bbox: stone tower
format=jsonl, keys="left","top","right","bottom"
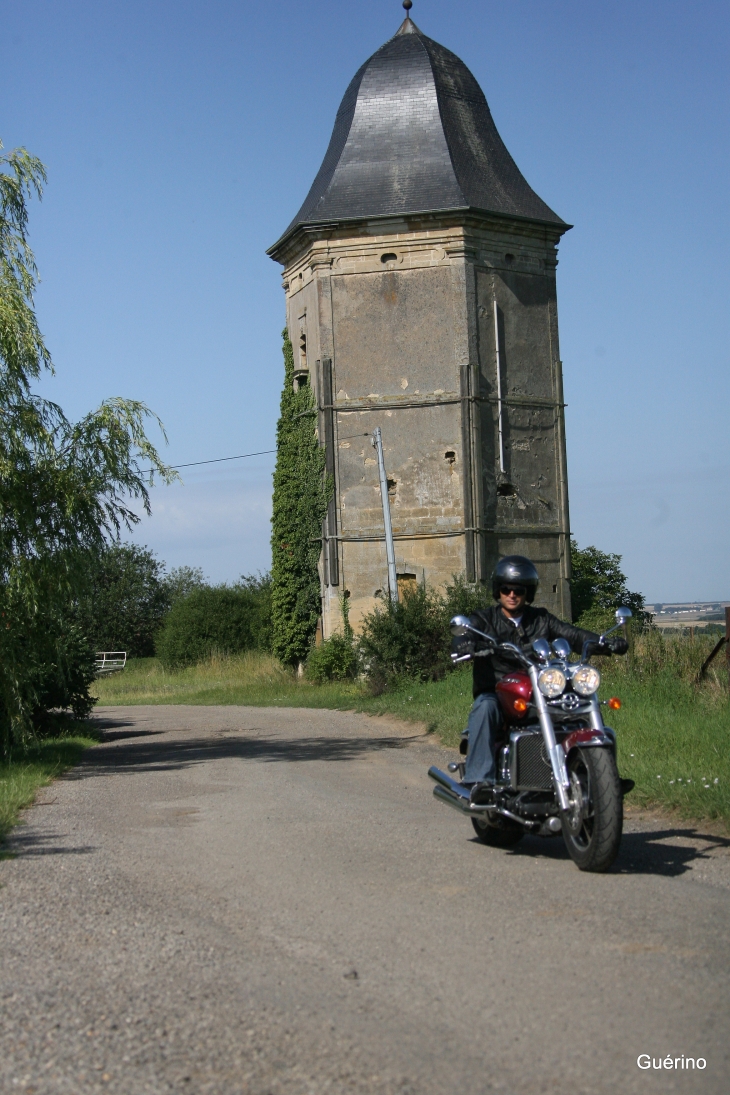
{"left": 267, "top": 7, "right": 572, "bottom": 637}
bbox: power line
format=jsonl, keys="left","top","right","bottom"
{"left": 146, "top": 434, "right": 373, "bottom": 477}
{"left": 162, "top": 435, "right": 371, "bottom": 471}
{"left": 168, "top": 449, "right": 276, "bottom": 470}
{"left": 143, "top": 448, "right": 276, "bottom": 478}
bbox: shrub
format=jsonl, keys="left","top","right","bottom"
{"left": 74, "top": 543, "right": 170, "bottom": 658}
{"left": 357, "top": 574, "right": 494, "bottom": 692}
{"left": 306, "top": 634, "right": 358, "bottom": 683}
{"left": 156, "top": 582, "right": 270, "bottom": 670}
{"left": 239, "top": 572, "right": 273, "bottom": 654}
{"left": 305, "top": 594, "right": 357, "bottom": 683}
{"left": 29, "top": 622, "right": 97, "bottom": 730}
{"left": 570, "top": 539, "right": 650, "bottom": 629}
{"left": 163, "top": 565, "right": 207, "bottom": 606}
{"left": 359, "top": 583, "right": 451, "bottom": 689}
{"left": 442, "top": 572, "right": 493, "bottom": 619}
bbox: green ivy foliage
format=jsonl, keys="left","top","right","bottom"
{"left": 270, "top": 330, "right": 329, "bottom": 666}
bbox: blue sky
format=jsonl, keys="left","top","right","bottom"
{"left": 2, "top": 0, "right": 728, "bottom": 602}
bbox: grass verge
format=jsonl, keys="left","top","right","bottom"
{"left": 95, "top": 653, "right": 473, "bottom": 736}
{"left": 3, "top": 634, "right": 725, "bottom": 847}
{"left": 96, "top": 644, "right": 730, "bottom": 827}
{"left": 0, "top": 730, "right": 98, "bottom": 849}
{"left": 98, "top": 643, "right": 730, "bottom": 823}
{"left": 597, "top": 670, "right": 729, "bottom": 825}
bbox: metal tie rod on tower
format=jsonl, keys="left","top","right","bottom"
{"left": 371, "top": 427, "right": 399, "bottom": 603}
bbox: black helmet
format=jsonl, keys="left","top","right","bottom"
{"left": 491, "top": 555, "right": 539, "bottom": 603}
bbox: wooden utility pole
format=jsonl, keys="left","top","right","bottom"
{"left": 696, "top": 605, "right": 730, "bottom": 685}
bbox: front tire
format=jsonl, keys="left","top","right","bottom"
{"left": 562, "top": 747, "right": 622, "bottom": 872}
{"left": 471, "top": 815, "right": 524, "bottom": 848}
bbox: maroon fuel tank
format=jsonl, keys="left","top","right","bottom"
{"left": 496, "top": 672, "right": 533, "bottom": 722}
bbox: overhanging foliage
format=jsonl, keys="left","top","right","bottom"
{"left": 0, "top": 140, "right": 175, "bottom": 753}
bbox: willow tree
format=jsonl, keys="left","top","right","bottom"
{"left": 270, "top": 330, "right": 329, "bottom": 666}
{"left": 0, "top": 142, "right": 175, "bottom": 751}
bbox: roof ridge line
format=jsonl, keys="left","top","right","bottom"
{"left": 417, "top": 32, "right": 468, "bottom": 210}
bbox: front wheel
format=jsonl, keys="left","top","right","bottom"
{"left": 471, "top": 815, "right": 524, "bottom": 848}
{"left": 561, "top": 747, "right": 622, "bottom": 872}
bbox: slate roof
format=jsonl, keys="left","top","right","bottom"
{"left": 269, "top": 15, "right": 565, "bottom": 256}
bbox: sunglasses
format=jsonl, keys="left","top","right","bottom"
{"left": 500, "top": 585, "right": 526, "bottom": 597}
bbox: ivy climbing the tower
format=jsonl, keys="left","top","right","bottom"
{"left": 270, "top": 329, "right": 330, "bottom": 666}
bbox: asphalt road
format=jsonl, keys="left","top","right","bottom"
{"left": 1, "top": 705, "right": 729, "bottom": 1095}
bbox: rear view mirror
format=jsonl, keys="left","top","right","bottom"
{"left": 615, "top": 607, "right": 632, "bottom": 625}
{"left": 450, "top": 615, "right": 473, "bottom": 637}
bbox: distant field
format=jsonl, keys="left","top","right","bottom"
{"left": 649, "top": 600, "right": 729, "bottom": 632}
{"left": 95, "top": 638, "right": 730, "bottom": 827}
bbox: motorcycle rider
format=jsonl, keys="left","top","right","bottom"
{"left": 458, "top": 555, "right": 628, "bottom": 799}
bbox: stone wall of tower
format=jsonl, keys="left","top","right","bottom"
{"left": 470, "top": 219, "right": 572, "bottom": 621}
{"left": 277, "top": 213, "right": 571, "bottom": 638}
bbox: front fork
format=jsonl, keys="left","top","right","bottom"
{"left": 588, "top": 695, "right": 605, "bottom": 732}
{"left": 528, "top": 665, "right": 572, "bottom": 813}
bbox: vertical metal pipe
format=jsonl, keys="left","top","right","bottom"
{"left": 553, "top": 355, "right": 572, "bottom": 620}
{"left": 493, "top": 299, "right": 506, "bottom": 475}
{"left": 320, "top": 358, "right": 339, "bottom": 585}
{"left": 459, "top": 363, "right": 475, "bottom": 583}
{"left": 372, "top": 427, "right": 398, "bottom": 603}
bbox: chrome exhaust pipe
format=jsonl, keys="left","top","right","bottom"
{"left": 428, "top": 766, "right": 471, "bottom": 800}
{"left": 432, "top": 787, "right": 537, "bottom": 828}
{"left": 433, "top": 783, "right": 473, "bottom": 816}
{"left": 500, "top": 808, "right": 539, "bottom": 829}
{"left": 429, "top": 767, "right": 473, "bottom": 816}
{"left": 429, "top": 767, "right": 539, "bottom": 829}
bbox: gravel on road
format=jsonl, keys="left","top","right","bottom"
{"left": 1, "top": 705, "right": 729, "bottom": 1095}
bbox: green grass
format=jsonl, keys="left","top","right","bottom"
{"left": 96, "top": 640, "right": 730, "bottom": 826}
{"left": 94, "top": 652, "right": 473, "bottom": 738}
{"left": 0, "top": 730, "right": 98, "bottom": 848}
{"left": 597, "top": 650, "right": 729, "bottom": 824}
{"left": 3, "top": 636, "right": 725, "bottom": 848}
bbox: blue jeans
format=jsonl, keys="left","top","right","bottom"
{"left": 464, "top": 692, "right": 503, "bottom": 784}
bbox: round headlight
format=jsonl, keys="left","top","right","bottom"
{"left": 537, "top": 667, "right": 566, "bottom": 698}
{"left": 572, "top": 666, "right": 601, "bottom": 696}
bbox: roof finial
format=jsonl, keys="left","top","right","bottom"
{"left": 397, "top": 0, "right": 417, "bottom": 35}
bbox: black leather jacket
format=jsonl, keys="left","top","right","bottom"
{"left": 461, "top": 605, "right": 601, "bottom": 698}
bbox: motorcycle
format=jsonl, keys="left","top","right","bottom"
{"left": 427, "top": 607, "right": 633, "bottom": 872}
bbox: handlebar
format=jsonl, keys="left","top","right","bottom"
{"left": 451, "top": 624, "right": 533, "bottom": 669}
{"left": 452, "top": 620, "right": 627, "bottom": 669}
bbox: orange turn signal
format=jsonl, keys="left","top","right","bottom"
{"left": 608, "top": 697, "right": 622, "bottom": 710}
{"left": 514, "top": 699, "right": 528, "bottom": 713}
